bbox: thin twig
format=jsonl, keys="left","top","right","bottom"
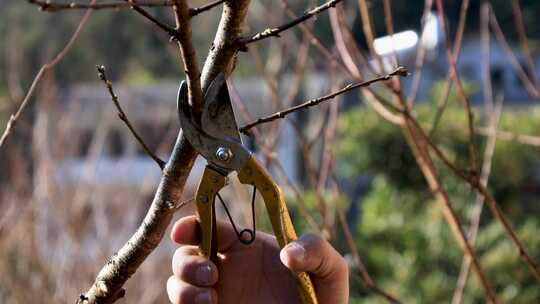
{"left": 358, "top": 0, "right": 384, "bottom": 70}
{"left": 227, "top": 81, "right": 320, "bottom": 232}
{"left": 452, "top": 96, "right": 503, "bottom": 304}
{"left": 382, "top": 0, "right": 402, "bottom": 91}
{"left": 325, "top": 3, "right": 404, "bottom": 124}
{"left": 405, "top": 105, "right": 540, "bottom": 285}
{"left": 347, "top": 4, "right": 497, "bottom": 298}
{"left": 329, "top": 168, "right": 401, "bottom": 303}
{"left": 240, "top": 67, "right": 408, "bottom": 133}
{"left": 512, "top": 0, "right": 539, "bottom": 88}
{"left": 78, "top": 1, "right": 251, "bottom": 302}
{"left": 239, "top": 0, "right": 343, "bottom": 45}
{"left": 475, "top": 126, "right": 540, "bottom": 147}
{"left": 480, "top": 1, "right": 494, "bottom": 114}
{"left": 429, "top": 0, "right": 470, "bottom": 136}
{"left": 189, "top": 0, "right": 225, "bottom": 16}
{"left": 126, "top": 2, "right": 180, "bottom": 40}
{"left": 356, "top": 0, "right": 409, "bottom": 114}
{"left": 0, "top": 0, "right": 96, "bottom": 149}
{"left": 28, "top": 0, "right": 223, "bottom": 17}
{"left": 96, "top": 65, "right": 166, "bottom": 170}
{"left": 435, "top": 0, "right": 478, "bottom": 176}
{"left": 406, "top": 0, "right": 434, "bottom": 107}
{"left": 400, "top": 115, "right": 500, "bottom": 303}
{"left": 243, "top": 20, "right": 327, "bottom": 221}
{"left": 489, "top": 4, "right": 540, "bottom": 99}
{"left": 27, "top": 0, "right": 173, "bottom": 11}
{"left": 121, "top": 0, "right": 224, "bottom": 42}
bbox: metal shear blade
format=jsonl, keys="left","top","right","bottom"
{"left": 200, "top": 74, "right": 243, "bottom": 145}
{"left": 177, "top": 75, "right": 250, "bottom": 172}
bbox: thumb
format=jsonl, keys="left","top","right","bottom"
{"left": 280, "top": 234, "right": 349, "bottom": 304}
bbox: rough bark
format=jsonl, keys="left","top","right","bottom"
{"left": 77, "top": 1, "right": 251, "bottom": 303}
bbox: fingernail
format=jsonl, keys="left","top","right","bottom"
{"left": 196, "top": 264, "right": 212, "bottom": 285}
{"left": 286, "top": 242, "right": 306, "bottom": 263}
{"left": 195, "top": 290, "right": 212, "bottom": 304}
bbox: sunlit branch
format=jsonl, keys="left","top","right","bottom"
{"left": 27, "top": 0, "right": 172, "bottom": 11}
{"left": 435, "top": 0, "right": 478, "bottom": 175}
{"left": 238, "top": 0, "right": 343, "bottom": 46}
{"left": 27, "top": 0, "right": 224, "bottom": 17}
{"left": 240, "top": 67, "right": 408, "bottom": 134}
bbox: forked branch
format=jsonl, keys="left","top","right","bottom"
{"left": 77, "top": 0, "right": 251, "bottom": 303}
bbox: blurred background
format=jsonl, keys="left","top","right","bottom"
{"left": 1, "top": 0, "right": 540, "bottom": 303}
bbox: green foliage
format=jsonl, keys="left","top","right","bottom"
{"left": 330, "top": 103, "right": 540, "bottom": 302}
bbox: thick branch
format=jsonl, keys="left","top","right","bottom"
{"left": 96, "top": 65, "right": 166, "bottom": 170}
{"left": 240, "top": 66, "right": 408, "bottom": 133}
{"left": 239, "top": 0, "right": 342, "bottom": 45}
{"left": 77, "top": 0, "right": 251, "bottom": 303}
{"left": 200, "top": 0, "right": 251, "bottom": 85}
{"left": 435, "top": 0, "right": 478, "bottom": 175}
{"left": 172, "top": 0, "right": 204, "bottom": 116}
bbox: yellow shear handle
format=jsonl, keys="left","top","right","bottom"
{"left": 194, "top": 166, "right": 226, "bottom": 264}
{"left": 237, "top": 155, "right": 319, "bottom": 304}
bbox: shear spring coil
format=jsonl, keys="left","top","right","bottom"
{"left": 216, "top": 185, "right": 257, "bottom": 245}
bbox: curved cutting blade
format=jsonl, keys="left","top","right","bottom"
{"left": 201, "top": 74, "right": 243, "bottom": 144}
{"left": 177, "top": 79, "right": 250, "bottom": 172}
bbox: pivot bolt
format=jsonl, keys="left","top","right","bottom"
{"left": 216, "top": 147, "right": 233, "bottom": 162}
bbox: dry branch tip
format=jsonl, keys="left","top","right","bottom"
{"left": 96, "top": 64, "right": 167, "bottom": 170}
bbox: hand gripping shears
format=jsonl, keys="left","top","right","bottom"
{"left": 177, "top": 74, "right": 318, "bottom": 304}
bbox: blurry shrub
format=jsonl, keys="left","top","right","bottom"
{"left": 329, "top": 102, "right": 540, "bottom": 303}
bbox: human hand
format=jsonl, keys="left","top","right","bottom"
{"left": 166, "top": 215, "right": 349, "bottom": 304}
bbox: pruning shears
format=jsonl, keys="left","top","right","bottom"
{"left": 177, "top": 74, "right": 318, "bottom": 304}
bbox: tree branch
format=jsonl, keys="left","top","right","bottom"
{"left": 452, "top": 96, "right": 503, "bottom": 304}
{"left": 404, "top": 103, "right": 540, "bottom": 286}
{"left": 400, "top": 116, "right": 499, "bottom": 303}
{"left": 27, "top": 0, "right": 173, "bottom": 11}
{"left": 96, "top": 65, "right": 166, "bottom": 170}
{"left": 172, "top": 0, "right": 204, "bottom": 117}
{"left": 124, "top": 1, "right": 179, "bottom": 40}
{"left": 435, "top": 0, "right": 479, "bottom": 177}
{"left": 189, "top": 0, "right": 225, "bottom": 16}
{"left": 77, "top": 0, "right": 251, "bottom": 303}
{"left": 238, "top": 0, "right": 343, "bottom": 46}
{"left": 240, "top": 66, "right": 408, "bottom": 134}
{"left": 27, "top": 0, "right": 223, "bottom": 16}
{"left": 0, "top": 0, "right": 95, "bottom": 149}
